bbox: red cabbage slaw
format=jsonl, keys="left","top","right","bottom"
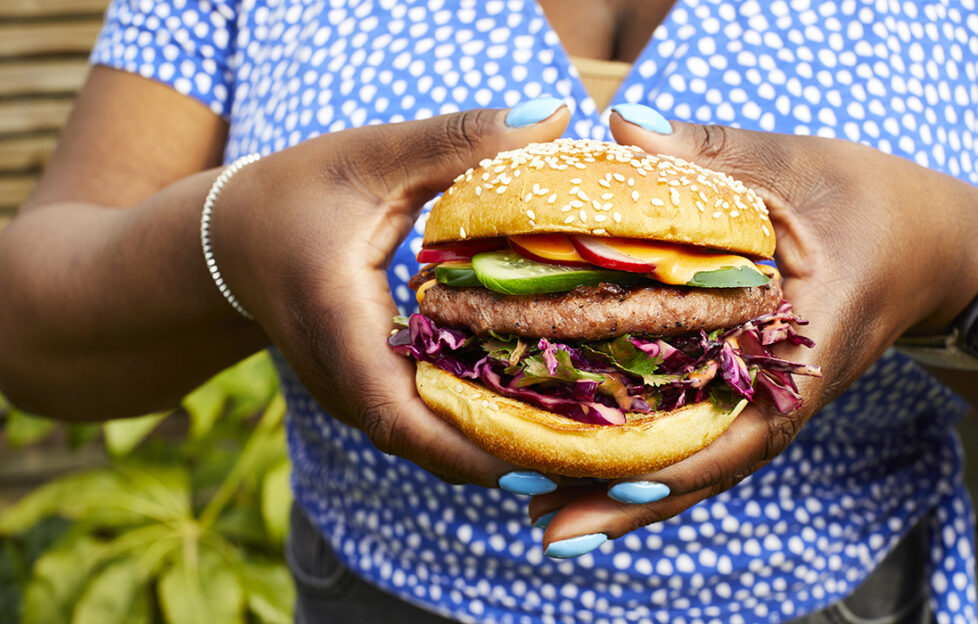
{"left": 389, "top": 302, "right": 821, "bottom": 425}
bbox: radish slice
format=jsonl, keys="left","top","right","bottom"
{"left": 416, "top": 239, "right": 505, "bottom": 263}
{"left": 509, "top": 234, "right": 591, "bottom": 267}
{"left": 571, "top": 235, "right": 657, "bottom": 273}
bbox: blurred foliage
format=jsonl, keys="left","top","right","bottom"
{"left": 0, "top": 351, "right": 294, "bottom": 624}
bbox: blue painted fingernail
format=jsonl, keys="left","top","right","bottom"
{"left": 505, "top": 97, "right": 566, "bottom": 127}
{"left": 607, "top": 481, "right": 671, "bottom": 504}
{"left": 498, "top": 471, "right": 557, "bottom": 495}
{"left": 545, "top": 533, "right": 608, "bottom": 559}
{"left": 611, "top": 103, "right": 673, "bottom": 134}
{"left": 534, "top": 510, "right": 558, "bottom": 529}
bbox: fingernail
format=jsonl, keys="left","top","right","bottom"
{"left": 498, "top": 471, "right": 557, "bottom": 495}
{"left": 607, "top": 481, "right": 671, "bottom": 504}
{"left": 611, "top": 103, "right": 673, "bottom": 134}
{"left": 545, "top": 533, "right": 608, "bottom": 559}
{"left": 505, "top": 97, "right": 566, "bottom": 127}
{"left": 533, "top": 510, "right": 558, "bottom": 529}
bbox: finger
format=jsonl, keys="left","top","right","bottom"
{"left": 608, "top": 104, "right": 819, "bottom": 279}
{"left": 335, "top": 98, "right": 571, "bottom": 205}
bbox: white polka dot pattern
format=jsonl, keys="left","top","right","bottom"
{"left": 92, "top": 1, "right": 978, "bottom": 622}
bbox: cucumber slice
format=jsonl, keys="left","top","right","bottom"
{"left": 686, "top": 265, "right": 770, "bottom": 288}
{"left": 434, "top": 263, "right": 481, "bottom": 288}
{"left": 472, "top": 250, "right": 641, "bottom": 295}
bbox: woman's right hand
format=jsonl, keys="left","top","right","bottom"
{"left": 210, "top": 100, "right": 571, "bottom": 487}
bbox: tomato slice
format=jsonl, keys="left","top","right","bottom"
{"left": 508, "top": 234, "right": 591, "bottom": 267}
{"left": 572, "top": 235, "right": 764, "bottom": 286}
{"left": 416, "top": 239, "right": 505, "bottom": 263}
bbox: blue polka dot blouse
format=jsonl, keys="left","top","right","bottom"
{"left": 92, "top": 1, "right": 978, "bottom": 622}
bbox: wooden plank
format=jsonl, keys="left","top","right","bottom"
{"left": 0, "top": 175, "right": 38, "bottom": 211}
{"left": 0, "top": 98, "right": 74, "bottom": 135}
{"left": 0, "top": 59, "right": 90, "bottom": 98}
{"left": 0, "top": 0, "right": 107, "bottom": 18}
{"left": 0, "top": 134, "right": 57, "bottom": 173}
{"left": 0, "top": 19, "right": 103, "bottom": 58}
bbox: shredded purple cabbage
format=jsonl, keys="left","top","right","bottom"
{"left": 389, "top": 301, "right": 821, "bottom": 426}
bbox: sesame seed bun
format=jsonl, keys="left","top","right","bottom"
{"left": 425, "top": 138, "right": 775, "bottom": 258}
{"left": 416, "top": 361, "right": 747, "bottom": 479}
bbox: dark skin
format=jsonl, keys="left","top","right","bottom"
{"left": 0, "top": 3, "right": 976, "bottom": 550}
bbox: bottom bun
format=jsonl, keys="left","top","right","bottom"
{"left": 416, "top": 361, "right": 747, "bottom": 479}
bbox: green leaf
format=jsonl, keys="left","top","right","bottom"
{"left": 0, "top": 464, "right": 191, "bottom": 536}
{"left": 0, "top": 472, "right": 135, "bottom": 535}
{"left": 5, "top": 408, "right": 56, "bottom": 448}
{"left": 182, "top": 380, "right": 227, "bottom": 441}
{"left": 72, "top": 558, "right": 151, "bottom": 624}
{"left": 105, "top": 524, "right": 181, "bottom": 578}
{"left": 22, "top": 531, "right": 110, "bottom": 624}
{"left": 260, "top": 460, "right": 292, "bottom": 544}
{"left": 239, "top": 559, "right": 296, "bottom": 624}
{"left": 587, "top": 336, "right": 680, "bottom": 387}
{"left": 103, "top": 412, "right": 170, "bottom": 457}
{"left": 158, "top": 547, "right": 244, "bottom": 624}
{"left": 66, "top": 423, "right": 100, "bottom": 449}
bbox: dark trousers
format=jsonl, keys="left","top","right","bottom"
{"left": 287, "top": 504, "right": 932, "bottom": 624}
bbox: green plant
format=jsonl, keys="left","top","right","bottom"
{"left": 0, "top": 351, "right": 294, "bottom": 624}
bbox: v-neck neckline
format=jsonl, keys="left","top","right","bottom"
{"left": 527, "top": 0, "right": 684, "bottom": 118}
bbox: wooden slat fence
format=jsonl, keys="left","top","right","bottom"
{"left": 0, "top": 1, "right": 105, "bottom": 218}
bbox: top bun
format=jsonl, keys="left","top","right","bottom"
{"left": 425, "top": 138, "right": 775, "bottom": 258}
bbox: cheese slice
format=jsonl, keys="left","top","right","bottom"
{"left": 598, "top": 238, "right": 761, "bottom": 286}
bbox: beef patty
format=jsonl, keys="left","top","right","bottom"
{"left": 419, "top": 277, "right": 783, "bottom": 340}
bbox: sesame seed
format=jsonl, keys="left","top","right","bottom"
{"left": 474, "top": 186, "right": 482, "bottom": 197}
{"left": 460, "top": 226, "right": 466, "bottom": 238}
{"left": 613, "top": 173, "right": 625, "bottom": 182}
{"left": 696, "top": 201, "right": 705, "bottom": 212}
{"left": 627, "top": 177, "right": 635, "bottom": 187}
{"left": 730, "top": 210, "right": 740, "bottom": 218}
{"left": 579, "top": 210, "right": 588, "bottom": 222}
{"left": 570, "top": 186, "right": 580, "bottom": 195}
{"left": 496, "top": 185, "right": 508, "bottom": 194}
{"left": 603, "top": 202, "right": 613, "bottom": 211}
{"left": 762, "top": 225, "right": 770, "bottom": 236}
{"left": 631, "top": 190, "right": 640, "bottom": 202}
{"left": 613, "top": 212, "right": 622, "bottom": 222}
{"left": 561, "top": 204, "right": 573, "bottom": 212}
{"left": 570, "top": 178, "right": 582, "bottom": 185}
{"left": 547, "top": 193, "right": 557, "bottom": 204}
{"left": 524, "top": 193, "right": 533, "bottom": 202}
{"left": 594, "top": 214, "right": 607, "bottom": 222}
{"left": 712, "top": 211, "right": 723, "bottom": 218}
{"left": 527, "top": 210, "right": 536, "bottom": 220}
{"left": 592, "top": 199, "right": 602, "bottom": 211}
{"left": 570, "top": 199, "right": 584, "bottom": 208}
{"left": 593, "top": 228, "right": 607, "bottom": 234}
{"left": 601, "top": 193, "right": 614, "bottom": 200}
{"left": 651, "top": 197, "right": 665, "bottom": 207}
{"left": 670, "top": 189, "right": 681, "bottom": 207}
{"left": 598, "top": 179, "right": 611, "bottom": 188}
{"left": 578, "top": 190, "right": 589, "bottom": 202}
{"left": 564, "top": 214, "right": 575, "bottom": 224}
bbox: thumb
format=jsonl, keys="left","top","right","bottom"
{"left": 608, "top": 104, "right": 815, "bottom": 277}
{"left": 345, "top": 98, "right": 571, "bottom": 205}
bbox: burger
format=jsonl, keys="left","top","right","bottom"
{"left": 388, "top": 139, "right": 820, "bottom": 479}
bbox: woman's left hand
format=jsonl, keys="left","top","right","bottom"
{"left": 528, "top": 105, "right": 978, "bottom": 558}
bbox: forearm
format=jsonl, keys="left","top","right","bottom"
{"left": 0, "top": 170, "right": 268, "bottom": 420}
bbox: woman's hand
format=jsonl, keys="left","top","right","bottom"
{"left": 528, "top": 105, "right": 978, "bottom": 558}
{"left": 211, "top": 100, "right": 572, "bottom": 487}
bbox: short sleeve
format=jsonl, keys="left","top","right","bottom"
{"left": 89, "top": 0, "right": 237, "bottom": 117}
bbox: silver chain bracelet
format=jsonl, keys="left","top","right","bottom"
{"left": 200, "top": 153, "right": 261, "bottom": 320}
